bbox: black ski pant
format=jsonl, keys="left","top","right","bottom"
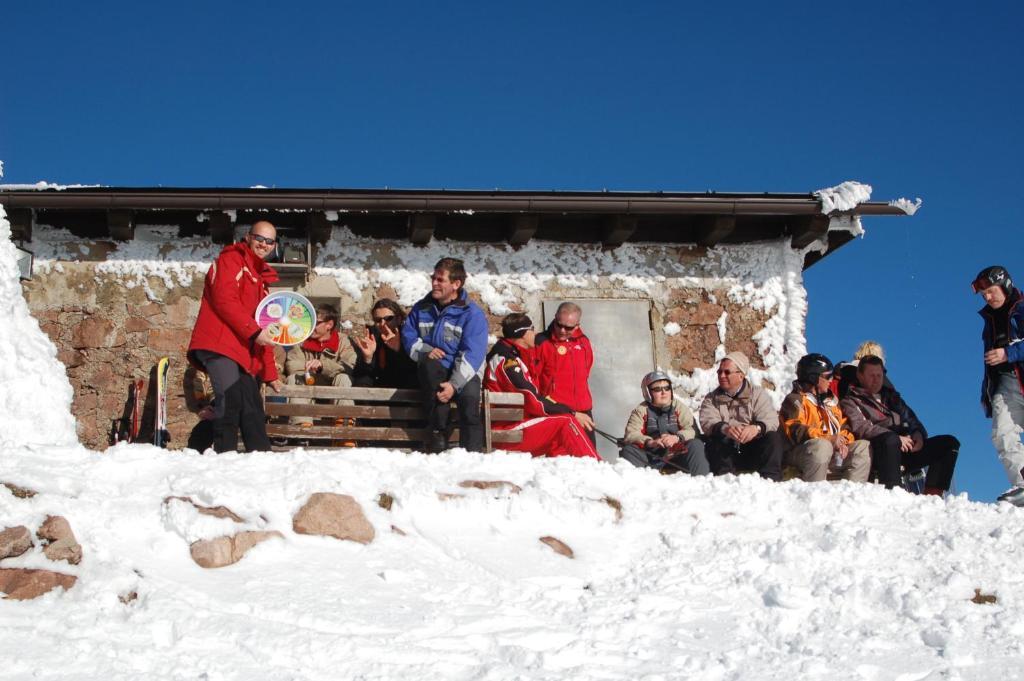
{"left": 619, "top": 438, "right": 710, "bottom": 475}
{"left": 705, "top": 429, "right": 784, "bottom": 482}
{"left": 869, "top": 431, "right": 959, "bottom": 491}
{"left": 417, "top": 356, "right": 483, "bottom": 453}
{"left": 194, "top": 350, "right": 272, "bottom": 454}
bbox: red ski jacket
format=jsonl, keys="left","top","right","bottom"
{"left": 485, "top": 339, "right": 574, "bottom": 419}
{"left": 187, "top": 242, "right": 279, "bottom": 381}
{"left": 533, "top": 324, "right": 594, "bottom": 412}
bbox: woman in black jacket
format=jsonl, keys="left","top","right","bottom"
{"left": 352, "top": 298, "right": 418, "bottom": 389}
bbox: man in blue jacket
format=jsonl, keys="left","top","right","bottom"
{"left": 402, "top": 257, "right": 489, "bottom": 453}
{"left": 975, "top": 265, "right": 1024, "bottom": 505}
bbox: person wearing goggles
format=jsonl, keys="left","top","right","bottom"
{"left": 974, "top": 265, "right": 1024, "bottom": 506}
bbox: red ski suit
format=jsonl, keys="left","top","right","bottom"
{"left": 533, "top": 324, "right": 594, "bottom": 412}
{"left": 187, "top": 242, "right": 279, "bottom": 382}
{"left": 485, "top": 340, "right": 599, "bottom": 459}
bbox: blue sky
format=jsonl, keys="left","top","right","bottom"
{"left": 3, "top": 2, "right": 1021, "bottom": 500}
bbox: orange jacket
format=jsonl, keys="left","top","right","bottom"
{"left": 779, "top": 385, "right": 854, "bottom": 446}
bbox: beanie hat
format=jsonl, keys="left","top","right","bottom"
{"left": 721, "top": 351, "right": 750, "bottom": 375}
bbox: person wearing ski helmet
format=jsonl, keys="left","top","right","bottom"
{"left": 974, "top": 265, "right": 1024, "bottom": 505}
{"left": 780, "top": 354, "right": 870, "bottom": 483}
{"left": 620, "top": 371, "right": 709, "bottom": 474}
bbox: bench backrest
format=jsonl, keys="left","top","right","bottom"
{"left": 263, "top": 385, "right": 525, "bottom": 452}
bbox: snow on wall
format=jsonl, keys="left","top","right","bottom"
{"left": 0, "top": 204, "right": 77, "bottom": 447}
{"left": 27, "top": 221, "right": 811, "bottom": 410}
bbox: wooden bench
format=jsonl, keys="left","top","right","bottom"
{"left": 263, "top": 385, "right": 525, "bottom": 452}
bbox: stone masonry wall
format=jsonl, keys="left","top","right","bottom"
{"left": 22, "top": 261, "right": 774, "bottom": 451}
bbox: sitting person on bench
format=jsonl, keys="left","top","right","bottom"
{"left": 840, "top": 354, "right": 959, "bottom": 495}
{"left": 401, "top": 257, "right": 488, "bottom": 453}
{"left": 780, "top": 353, "right": 870, "bottom": 483}
{"left": 484, "top": 313, "right": 599, "bottom": 459}
{"left": 620, "top": 370, "right": 709, "bottom": 473}
{"left": 352, "top": 298, "right": 418, "bottom": 389}
{"left": 698, "top": 351, "right": 784, "bottom": 481}
{"left": 283, "top": 304, "right": 357, "bottom": 428}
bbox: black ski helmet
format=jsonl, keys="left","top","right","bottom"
{"left": 641, "top": 370, "right": 673, "bottom": 403}
{"left": 972, "top": 265, "right": 1013, "bottom": 294}
{"left": 796, "top": 353, "right": 834, "bottom": 385}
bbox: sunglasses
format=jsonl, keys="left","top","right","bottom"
{"left": 649, "top": 385, "right": 672, "bottom": 394}
{"left": 716, "top": 369, "right": 741, "bottom": 376}
{"left": 249, "top": 233, "right": 277, "bottom": 245}
{"left": 555, "top": 322, "right": 578, "bottom": 331}
{"left": 373, "top": 314, "right": 396, "bottom": 324}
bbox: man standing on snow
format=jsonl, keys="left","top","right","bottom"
{"left": 699, "top": 351, "right": 784, "bottom": 481}
{"left": 187, "top": 220, "right": 282, "bottom": 453}
{"left": 534, "top": 301, "right": 596, "bottom": 442}
{"left": 484, "top": 313, "right": 599, "bottom": 459}
{"left": 401, "top": 257, "right": 488, "bottom": 453}
{"left": 973, "top": 265, "right": 1024, "bottom": 505}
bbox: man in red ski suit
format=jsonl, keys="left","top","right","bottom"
{"left": 485, "top": 313, "right": 599, "bottom": 459}
{"left": 533, "top": 301, "right": 596, "bottom": 444}
{"left": 187, "top": 220, "right": 282, "bottom": 453}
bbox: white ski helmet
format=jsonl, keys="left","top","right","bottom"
{"left": 641, "top": 370, "right": 673, "bottom": 403}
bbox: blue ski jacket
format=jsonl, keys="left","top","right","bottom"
{"left": 979, "top": 287, "right": 1024, "bottom": 417}
{"left": 401, "top": 289, "right": 489, "bottom": 393}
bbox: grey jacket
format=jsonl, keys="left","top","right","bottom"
{"left": 699, "top": 380, "right": 779, "bottom": 436}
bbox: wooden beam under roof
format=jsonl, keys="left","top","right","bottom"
{"left": 695, "top": 214, "right": 735, "bottom": 247}
{"left": 603, "top": 215, "right": 637, "bottom": 248}
{"left": 7, "top": 208, "right": 32, "bottom": 242}
{"left": 408, "top": 214, "right": 436, "bottom": 246}
{"left": 107, "top": 210, "right": 135, "bottom": 241}
{"left": 790, "top": 214, "right": 831, "bottom": 249}
{"left": 507, "top": 214, "right": 539, "bottom": 247}
{"left": 208, "top": 211, "right": 235, "bottom": 245}
{"left": 306, "top": 212, "right": 332, "bottom": 245}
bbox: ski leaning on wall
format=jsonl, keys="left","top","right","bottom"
{"left": 155, "top": 357, "right": 170, "bottom": 448}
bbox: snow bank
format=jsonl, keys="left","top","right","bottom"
{"left": 0, "top": 205, "right": 77, "bottom": 447}
{"left": 2, "top": 446, "right": 1023, "bottom": 679}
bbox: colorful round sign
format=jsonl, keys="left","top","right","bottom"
{"left": 254, "top": 291, "right": 316, "bottom": 346}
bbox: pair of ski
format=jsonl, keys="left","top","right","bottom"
{"left": 117, "top": 357, "right": 170, "bottom": 447}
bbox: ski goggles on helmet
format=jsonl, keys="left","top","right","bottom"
{"left": 972, "top": 275, "right": 999, "bottom": 293}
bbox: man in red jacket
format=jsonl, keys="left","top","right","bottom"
{"left": 187, "top": 221, "right": 282, "bottom": 452}
{"left": 485, "top": 313, "right": 598, "bottom": 459}
{"left": 534, "top": 302, "right": 596, "bottom": 443}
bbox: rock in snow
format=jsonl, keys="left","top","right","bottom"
{"left": 0, "top": 568, "right": 77, "bottom": 600}
{"left": 0, "top": 525, "right": 33, "bottom": 560}
{"left": 189, "top": 531, "right": 284, "bottom": 569}
{"left": 37, "top": 515, "right": 82, "bottom": 565}
{"left": 292, "top": 492, "right": 375, "bottom": 544}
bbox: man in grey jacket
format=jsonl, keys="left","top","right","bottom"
{"left": 698, "top": 351, "right": 784, "bottom": 481}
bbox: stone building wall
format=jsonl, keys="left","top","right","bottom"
{"left": 22, "top": 225, "right": 806, "bottom": 451}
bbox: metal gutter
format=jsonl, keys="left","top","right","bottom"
{"left": 0, "top": 187, "right": 909, "bottom": 216}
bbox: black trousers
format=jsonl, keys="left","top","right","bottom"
{"left": 705, "top": 429, "right": 784, "bottom": 482}
{"left": 417, "top": 357, "right": 483, "bottom": 452}
{"left": 194, "top": 350, "right": 272, "bottom": 454}
{"left": 869, "top": 431, "right": 959, "bottom": 491}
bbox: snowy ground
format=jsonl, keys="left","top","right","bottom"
{"left": 4, "top": 203, "right": 1024, "bottom": 680}
{"left": 3, "top": 445, "right": 1024, "bottom": 680}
